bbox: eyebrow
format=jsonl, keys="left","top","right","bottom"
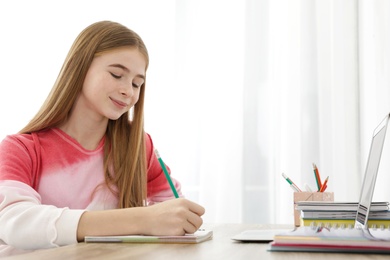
{"left": 108, "top": 64, "right": 145, "bottom": 80}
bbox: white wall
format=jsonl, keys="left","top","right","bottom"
{"left": 1, "top": 0, "right": 390, "bottom": 225}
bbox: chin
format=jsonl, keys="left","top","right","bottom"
{"left": 108, "top": 116, "right": 121, "bottom": 121}
{"left": 107, "top": 112, "right": 127, "bottom": 121}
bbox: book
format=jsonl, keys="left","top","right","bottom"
{"left": 301, "top": 218, "right": 390, "bottom": 229}
{"left": 85, "top": 229, "right": 213, "bottom": 244}
{"left": 295, "top": 201, "right": 389, "bottom": 211}
{"left": 268, "top": 226, "right": 390, "bottom": 253}
{"left": 301, "top": 209, "right": 390, "bottom": 219}
{"left": 297, "top": 202, "right": 390, "bottom": 229}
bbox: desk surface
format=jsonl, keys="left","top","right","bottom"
{"left": 4, "top": 223, "right": 390, "bottom": 260}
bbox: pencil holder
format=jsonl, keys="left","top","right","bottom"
{"left": 293, "top": 192, "right": 334, "bottom": 226}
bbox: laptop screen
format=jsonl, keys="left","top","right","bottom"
{"left": 355, "top": 114, "right": 390, "bottom": 229}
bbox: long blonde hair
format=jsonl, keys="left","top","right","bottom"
{"left": 19, "top": 21, "right": 149, "bottom": 208}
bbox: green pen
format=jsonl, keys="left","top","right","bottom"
{"left": 154, "top": 149, "right": 179, "bottom": 198}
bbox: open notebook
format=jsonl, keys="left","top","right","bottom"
{"left": 269, "top": 113, "right": 390, "bottom": 253}
{"left": 85, "top": 229, "right": 213, "bottom": 244}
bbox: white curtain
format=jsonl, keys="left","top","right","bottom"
{"left": 359, "top": 0, "right": 390, "bottom": 204}
{"left": 161, "top": 0, "right": 390, "bottom": 224}
{"left": 0, "top": 0, "right": 389, "bottom": 225}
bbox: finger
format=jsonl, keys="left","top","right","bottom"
{"left": 186, "top": 211, "right": 203, "bottom": 231}
{"left": 186, "top": 200, "right": 205, "bottom": 216}
{"left": 183, "top": 219, "right": 198, "bottom": 234}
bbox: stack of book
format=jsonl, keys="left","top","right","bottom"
{"left": 295, "top": 201, "right": 390, "bottom": 228}
{"left": 268, "top": 224, "right": 390, "bottom": 253}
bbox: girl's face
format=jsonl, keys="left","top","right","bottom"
{"left": 79, "top": 47, "right": 146, "bottom": 121}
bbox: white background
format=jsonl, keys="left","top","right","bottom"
{"left": 1, "top": 0, "right": 390, "bottom": 225}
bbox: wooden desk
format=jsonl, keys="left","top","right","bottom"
{"left": 3, "top": 223, "right": 389, "bottom": 259}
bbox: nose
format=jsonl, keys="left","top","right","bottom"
{"left": 120, "top": 82, "right": 134, "bottom": 97}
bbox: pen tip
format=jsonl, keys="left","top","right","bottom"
{"left": 154, "top": 149, "right": 160, "bottom": 158}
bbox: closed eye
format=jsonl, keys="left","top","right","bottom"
{"left": 110, "top": 72, "right": 121, "bottom": 79}
{"left": 132, "top": 83, "right": 141, "bottom": 88}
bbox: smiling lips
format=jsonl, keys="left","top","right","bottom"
{"left": 110, "top": 97, "right": 128, "bottom": 108}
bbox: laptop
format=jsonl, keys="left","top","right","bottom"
{"left": 232, "top": 113, "right": 390, "bottom": 242}
{"left": 355, "top": 113, "right": 389, "bottom": 237}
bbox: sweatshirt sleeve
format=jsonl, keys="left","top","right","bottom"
{"left": 0, "top": 180, "right": 85, "bottom": 250}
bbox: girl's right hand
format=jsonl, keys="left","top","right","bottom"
{"left": 77, "top": 198, "right": 205, "bottom": 241}
{"left": 141, "top": 198, "right": 205, "bottom": 236}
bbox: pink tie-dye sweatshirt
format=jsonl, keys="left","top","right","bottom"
{"left": 0, "top": 128, "right": 181, "bottom": 254}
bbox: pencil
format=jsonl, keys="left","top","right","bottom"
{"left": 154, "top": 149, "right": 179, "bottom": 198}
{"left": 282, "top": 173, "right": 302, "bottom": 192}
{"left": 319, "top": 176, "right": 329, "bottom": 192}
{"left": 321, "top": 183, "right": 327, "bottom": 192}
{"left": 312, "top": 163, "right": 322, "bottom": 191}
{"left": 304, "top": 183, "right": 313, "bottom": 192}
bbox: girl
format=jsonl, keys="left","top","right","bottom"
{"left": 0, "top": 21, "right": 205, "bottom": 255}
